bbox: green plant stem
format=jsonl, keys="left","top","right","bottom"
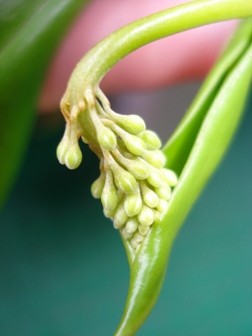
{"left": 163, "top": 14, "right": 252, "bottom": 174}
{"left": 115, "top": 19, "right": 252, "bottom": 335}
{"left": 59, "top": 1, "right": 252, "bottom": 334}
{"left": 70, "top": 0, "right": 252, "bottom": 88}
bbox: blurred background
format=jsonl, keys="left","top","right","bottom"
{"left": 1, "top": 0, "right": 252, "bottom": 334}
{"left": 0, "top": 83, "right": 252, "bottom": 336}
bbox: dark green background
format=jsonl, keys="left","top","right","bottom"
{"left": 0, "top": 96, "right": 251, "bottom": 336}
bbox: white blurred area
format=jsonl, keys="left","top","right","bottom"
{"left": 111, "top": 82, "right": 201, "bottom": 142}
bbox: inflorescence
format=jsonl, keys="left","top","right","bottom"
{"left": 57, "top": 88, "right": 177, "bottom": 250}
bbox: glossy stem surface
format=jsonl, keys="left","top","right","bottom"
{"left": 71, "top": 0, "right": 252, "bottom": 86}
{"left": 115, "top": 19, "right": 252, "bottom": 336}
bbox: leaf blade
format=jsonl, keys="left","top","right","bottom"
{"left": 0, "top": 0, "right": 90, "bottom": 206}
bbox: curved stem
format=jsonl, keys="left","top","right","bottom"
{"left": 115, "top": 20, "right": 252, "bottom": 336}
{"left": 71, "top": 0, "right": 252, "bottom": 86}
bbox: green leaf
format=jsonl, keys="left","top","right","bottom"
{"left": 0, "top": 0, "right": 89, "bottom": 206}
{"left": 115, "top": 19, "right": 252, "bottom": 336}
{"left": 163, "top": 18, "right": 252, "bottom": 174}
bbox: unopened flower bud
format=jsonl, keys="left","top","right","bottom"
{"left": 64, "top": 143, "right": 82, "bottom": 170}
{"left": 114, "top": 204, "right": 128, "bottom": 229}
{"left": 97, "top": 126, "right": 117, "bottom": 151}
{"left": 130, "top": 240, "right": 138, "bottom": 249}
{"left": 114, "top": 169, "right": 137, "bottom": 194}
{"left": 124, "top": 193, "right": 142, "bottom": 217}
{"left": 110, "top": 113, "right": 146, "bottom": 135}
{"left": 131, "top": 232, "right": 144, "bottom": 248}
{"left": 57, "top": 124, "right": 71, "bottom": 165}
{"left": 103, "top": 208, "right": 114, "bottom": 219}
{"left": 113, "top": 149, "right": 150, "bottom": 180}
{"left": 147, "top": 170, "right": 164, "bottom": 188}
{"left": 138, "top": 205, "right": 154, "bottom": 226}
{"left": 157, "top": 199, "right": 169, "bottom": 213}
{"left": 155, "top": 185, "right": 172, "bottom": 200}
{"left": 141, "top": 183, "right": 159, "bottom": 208}
{"left": 56, "top": 139, "right": 68, "bottom": 165}
{"left": 122, "top": 133, "right": 147, "bottom": 156}
{"left": 56, "top": 123, "right": 83, "bottom": 170}
{"left": 138, "top": 224, "right": 150, "bottom": 236}
{"left": 121, "top": 227, "right": 133, "bottom": 239}
{"left": 127, "top": 159, "right": 150, "bottom": 180}
{"left": 139, "top": 130, "right": 161, "bottom": 150}
{"left": 101, "top": 171, "right": 118, "bottom": 212}
{"left": 162, "top": 168, "right": 178, "bottom": 187}
{"left": 91, "top": 173, "right": 105, "bottom": 199}
{"left": 154, "top": 210, "right": 163, "bottom": 222}
{"left": 125, "top": 218, "right": 138, "bottom": 234}
{"left": 142, "top": 150, "right": 166, "bottom": 168}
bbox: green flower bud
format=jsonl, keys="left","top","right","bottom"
{"left": 141, "top": 183, "right": 159, "bottom": 208}
{"left": 124, "top": 193, "right": 142, "bottom": 217}
{"left": 142, "top": 150, "right": 166, "bottom": 168}
{"left": 97, "top": 126, "right": 117, "bottom": 151}
{"left": 122, "top": 133, "right": 147, "bottom": 156}
{"left": 57, "top": 124, "right": 71, "bottom": 165}
{"left": 56, "top": 124, "right": 82, "bottom": 170}
{"left": 155, "top": 185, "right": 172, "bottom": 200}
{"left": 138, "top": 224, "right": 150, "bottom": 236}
{"left": 125, "top": 218, "right": 138, "bottom": 234}
{"left": 121, "top": 227, "right": 133, "bottom": 239}
{"left": 113, "top": 149, "right": 149, "bottom": 180}
{"left": 91, "top": 173, "right": 106, "bottom": 199}
{"left": 64, "top": 143, "right": 83, "bottom": 170}
{"left": 157, "top": 199, "right": 169, "bottom": 213}
{"left": 162, "top": 168, "right": 178, "bottom": 187}
{"left": 130, "top": 232, "right": 144, "bottom": 249}
{"left": 116, "top": 114, "right": 146, "bottom": 135}
{"left": 114, "top": 204, "right": 128, "bottom": 229}
{"left": 127, "top": 159, "right": 150, "bottom": 180}
{"left": 154, "top": 210, "right": 163, "bottom": 222}
{"left": 101, "top": 170, "right": 118, "bottom": 212}
{"left": 147, "top": 170, "right": 164, "bottom": 188}
{"left": 114, "top": 169, "right": 137, "bottom": 194}
{"left": 103, "top": 208, "right": 114, "bottom": 219}
{"left": 131, "top": 241, "right": 138, "bottom": 249}
{"left": 56, "top": 138, "right": 68, "bottom": 165}
{"left": 138, "top": 205, "right": 154, "bottom": 226}
{"left": 139, "top": 130, "right": 162, "bottom": 150}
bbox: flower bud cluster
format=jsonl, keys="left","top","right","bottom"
{"left": 57, "top": 88, "right": 178, "bottom": 250}
{"left": 89, "top": 90, "right": 178, "bottom": 249}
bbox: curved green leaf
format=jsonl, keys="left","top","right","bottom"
{"left": 163, "top": 18, "right": 252, "bottom": 174}
{"left": 0, "top": 0, "right": 89, "bottom": 206}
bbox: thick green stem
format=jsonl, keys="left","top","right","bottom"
{"left": 58, "top": 1, "right": 252, "bottom": 334}
{"left": 71, "top": 0, "right": 252, "bottom": 86}
{"left": 115, "top": 20, "right": 252, "bottom": 335}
